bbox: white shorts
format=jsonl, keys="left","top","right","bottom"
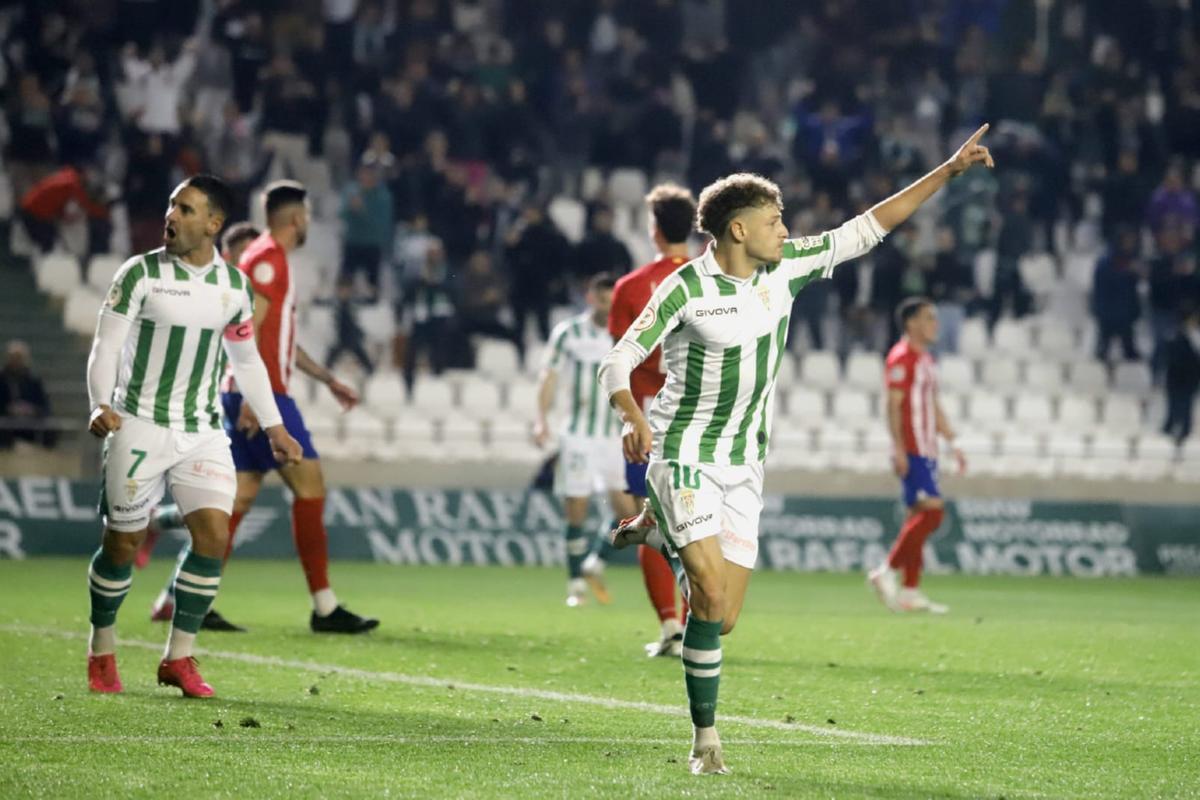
{"left": 100, "top": 415, "right": 237, "bottom": 532}
{"left": 644, "top": 459, "right": 764, "bottom": 570}
{"left": 554, "top": 434, "right": 626, "bottom": 498}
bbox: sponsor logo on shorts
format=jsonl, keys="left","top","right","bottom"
{"left": 111, "top": 498, "right": 150, "bottom": 514}
{"left": 675, "top": 512, "right": 713, "bottom": 533}
{"left": 191, "top": 461, "right": 234, "bottom": 484}
{"left": 696, "top": 307, "right": 738, "bottom": 317}
{"left": 720, "top": 529, "right": 755, "bottom": 551}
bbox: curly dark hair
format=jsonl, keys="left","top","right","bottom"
{"left": 645, "top": 183, "right": 697, "bottom": 244}
{"left": 695, "top": 173, "right": 782, "bottom": 239}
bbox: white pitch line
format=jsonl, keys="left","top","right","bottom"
{"left": 0, "top": 624, "right": 927, "bottom": 746}
{"left": 0, "top": 735, "right": 854, "bottom": 747}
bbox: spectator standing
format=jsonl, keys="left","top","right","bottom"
{"left": 400, "top": 241, "right": 455, "bottom": 392}
{"left": 325, "top": 279, "right": 374, "bottom": 375}
{"left": 989, "top": 191, "right": 1034, "bottom": 328}
{"left": 18, "top": 164, "right": 110, "bottom": 256}
{"left": 928, "top": 227, "right": 977, "bottom": 354}
{"left": 456, "top": 250, "right": 525, "bottom": 363}
{"left": 260, "top": 53, "right": 319, "bottom": 185}
{"left": 574, "top": 205, "right": 632, "bottom": 284}
{"left": 1147, "top": 227, "right": 1196, "bottom": 379}
{"left": 0, "top": 341, "right": 53, "bottom": 449}
{"left": 1146, "top": 163, "right": 1200, "bottom": 237}
{"left": 339, "top": 160, "right": 393, "bottom": 301}
{"left": 1092, "top": 228, "right": 1144, "bottom": 362}
{"left": 1162, "top": 309, "right": 1200, "bottom": 446}
{"left": 504, "top": 204, "right": 572, "bottom": 343}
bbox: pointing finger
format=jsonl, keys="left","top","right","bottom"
{"left": 966, "top": 122, "right": 989, "bottom": 146}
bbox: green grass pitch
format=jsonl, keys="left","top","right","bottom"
{"left": 1, "top": 558, "right": 1196, "bottom": 798}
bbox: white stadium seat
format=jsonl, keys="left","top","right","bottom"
{"left": 981, "top": 357, "right": 1021, "bottom": 389}
{"left": 774, "top": 354, "right": 797, "bottom": 388}
{"left": 410, "top": 378, "right": 454, "bottom": 417}
{"left": 937, "top": 355, "right": 975, "bottom": 393}
{"left": 1056, "top": 394, "right": 1098, "bottom": 432}
{"left": 1012, "top": 394, "right": 1055, "bottom": 430}
{"left": 63, "top": 286, "right": 102, "bottom": 335}
{"left": 998, "top": 430, "right": 1041, "bottom": 457}
{"left": 477, "top": 340, "right": 521, "bottom": 381}
{"left": 844, "top": 351, "right": 882, "bottom": 391}
{"left": 458, "top": 379, "right": 503, "bottom": 419}
{"left": 958, "top": 318, "right": 990, "bottom": 358}
{"left": 343, "top": 411, "right": 388, "bottom": 446}
{"left": 1067, "top": 360, "right": 1108, "bottom": 394}
{"left": 1112, "top": 362, "right": 1152, "bottom": 395}
{"left": 363, "top": 373, "right": 407, "bottom": 419}
{"left": 955, "top": 431, "right": 995, "bottom": 460}
{"left": 1018, "top": 253, "right": 1058, "bottom": 296}
{"left": 86, "top": 254, "right": 125, "bottom": 291}
{"left": 505, "top": 379, "right": 539, "bottom": 418}
{"left": 799, "top": 351, "right": 840, "bottom": 389}
{"left": 547, "top": 195, "right": 587, "bottom": 243}
{"left": 357, "top": 302, "right": 395, "bottom": 345}
{"left": 966, "top": 391, "right": 1008, "bottom": 430}
{"left": 1037, "top": 322, "right": 1076, "bottom": 357}
{"left": 993, "top": 319, "right": 1032, "bottom": 356}
{"left": 786, "top": 387, "right": 826, "bottom": 421}
{"left": 1025, "top": 361, "right": 1065, "bottom": 394}
{"left": 1100, "top": 396, "right": 1142, "bottom": 433}
{"left": 607, "top": 168, "right": 649, "bottom": 208}
{"left": 441, "top": 417, "right": 485, "bottom": 446}
{"left": 1090, "top": 432, "right": 1130, "bottom": 460}
{"left": 488, "top": 418, "right": 531, "bottom": 446}
{"left": 831, "top": 389, "right": 873, "bottom": 425}
{"left": 35, "top": 252, "right": 82, "bottom": 298}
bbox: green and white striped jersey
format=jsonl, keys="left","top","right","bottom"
{"left": 544, "top": 312, "right": 621, "bottom": 440}
{"left": 609, "top": 213, "right": 887, "bottom": 465}
{"left": 100, "top": 247, "right": 254, "bottom": 432}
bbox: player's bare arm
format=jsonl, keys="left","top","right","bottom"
{"left": 296, "top": 346, "right": 358, "bottom": 411}
{"left": 870, "top": 124, "right": 995, "bottom": 232}
{"left": 935, "top": 400, "right": 967, "bottom": 474}
{"left": 532, "top": 368, "right": 557, "bottom": 448}
{"left": 887, "top": 388, "right": 909, "bottom": 478}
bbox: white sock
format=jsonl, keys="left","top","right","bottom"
{"left": 661, "top": 617, "right": 683, "bottom": 639}
{"left": 164, "top": 628, "right": 196, "bottom": 661}
{"left": 692, "top": 725, "right": 720, "bottom": 752}
{"left": 567, "top": 577, "right": 587, "bottom": 596}
{"left": 89, "top": 625, "right": 116, "bottom": 656}
{"left": 312, "top": 587, "right": 338, "bottom": 616}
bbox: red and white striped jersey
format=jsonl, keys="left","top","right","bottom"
{"left": 885, "top": 339, "right": 939, "bottom": 458}
{"left": 234, "top": 231, "right": 296, "bottom": 395}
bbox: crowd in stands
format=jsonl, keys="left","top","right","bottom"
{"left": 3, "top": 1, "right": 1200, "bottom": 445}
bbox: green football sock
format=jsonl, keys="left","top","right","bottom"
{"left": 565, "top": 524, "right": 587, "bottom": 579}
{"left": 171, "top": 551, "right": 222, "bottom": 635}
{"left": 681, "top": 614, "right": 723, "bottom": 728}
{"left": 88, "top": 548, "right": 133, "bottom": 629}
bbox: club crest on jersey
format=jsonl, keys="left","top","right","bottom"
{"left": 221, "top": 291, "right": 232, "bottom": 313}
{"left": 889, "top": 365, "right": 907, "bottom": 383}
{"left": 679, "top": 488, "right": 695, "bottom": 516}
{"left": 757, "top": 285, "right": 771, "bottom": 310}
{"left": 106, "top": 283, "right": 123, "bottom": 307}
{"left": 252, "top": 261, "right": 274, "bottom": 285}
{"left": 633, "top": 305, "right": 656, "bottom": 332}
{"left": 124, "top": 479, "right": 138, "bottom": 501}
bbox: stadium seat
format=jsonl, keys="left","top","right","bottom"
{"left": 548, "top": 195, "right": 586, "bottom": 243}
{"left": 861, "top": 426, "right": 891, "bottom": 454}
{"left": 966, "top": 391, "right": 1008, "bottom": 430}
{"left": 1090, "top": 431, "right": 1131, "bottom": 460}
{"left": 488, "top": 417, "right": 531, "bottom": 446}
{"left": 441, "top": 417, "right": 485, "bottom": 445}
{"left": 786, "top": 387, "right": 826, "bottom": 421}
{"left": 410, "top": 378, "right": 454, "bottom": 417}
{"left": 303, "top": 411, "right": 340, "bottom": 442}
{"left": 1133, "top": 434, "right": 1177, "bottom": 463}
{"left": 1018, "top": 253, "right": 1058, "bottom": 297}
{"left": 844, "top": 351, "right": 882, "bottom": 391}
{"left": 798, "top": 351, "right": 840, "bottom": 389}
{"left": 1025, "top": 361, "right": 1065, "bottom": 394}
{"left": 607, "top": 168, "right": 648, "bottom": 208}
{"left": 343, "top": 411, "right": 388, "bottom": 447}
{"left": 973, "top": 249, "right": 996, "bottom": 296}
{"left": 955, "top": 431, "right": 995, "bottom": 460}
{"left": 831, "top": 389, "right": 873, "bottom": 425}
{"left": 958, "top": 318, "right": 990, "bottom": 358}
{"left": 816, "top": 424, "right": 858, "bottom": 456}
{"left": 1057, "top": 394, "right": 1099, "bottom": 432}
{"left": 363, "top": 373, "right": 406, "bottom": 419}
{"left": 505, "top": 379, "right": 539, "bottom": 418}
{"left": 357, "top": 303, "right": 395, "bottom": 345}
{"left": 993, "top": 319, "right": 1032, "bottom": 356}
{"left": 477, "top": 340, "right": 521, "bottom": 381}
{"left": 997, "top": 429, "right": 1042, "bottom": 457}
{"left": 981, "top": 357, "right": 1021, "bottom": 389}
{"left": 86, "top": 254, "right": 124, "bottom": 291}
{"left": 1036, "top": 321, "right": 1076, "bottom": 357}
{"left": 774, "top": 353, "right": 797, "bottom": 388}
{"left": 1067, "top": 360, "right": 1108, "bottom": 394}
{"left": 35, "top": 252, "right": 82, "bottom": 298}
{"left": 580, "top": 167, "right": 605, "bottom": 201}
{"left": 1112, "top": 362, "right": 1152, "bottom": 395}
{"left": 458, "top": 379, "right": 503, "bottom": 419}
{"left": 939, "top": 391, "right": 966, "bottom": 420}
{"left": 1012, "top": 394, "right": 1055, "bottom": 430}
{"left": 1063, "top": 251, "right": 1096, "bottom": 290}
{"left": 937, "top": 355, "right": 975, "bottom": 393}
{"left": 62, "top": 286, "right": 101, "bottom": 335}
{"left": 1100, "top": 396, "right": 1142, "bottom": 433}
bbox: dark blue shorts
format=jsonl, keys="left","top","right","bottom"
{"left": 901, "top": 454, "right": 941, "bottom": 508}
{"left": 222, "top": 392, "right": 319, "bottom": 472}
{"left": 625, "top": 460, "right": 648, "bottom": 497}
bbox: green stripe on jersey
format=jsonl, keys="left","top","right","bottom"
{"left": 585, "top": 360, "right": 599, "bottom": 437}
{"left": 111, "top": 260, "right": 146, "bottom": 315}
{"left": 757, "top": 316, "right": 790, "bottom": 459}
{"left": 145, "top": 252, "right": 161, "bottom": 279}
{"left": 636, "top": 284, "right": 688, "bottom": 350}
{"left": 123, "top": 319, "right": 156, "bottom": 414}
{"left": 662, "top": 342, "right": 706, "bottom": 459}
{"left": 182, "top": 329, "right": 214, "bottom": 432}
{"left": 712, "top": 275, "right": 737, "bottom": 296}
{"left": 729, "top": 333, "right": 772, "bottom": 464}
{"left": 207, "top": 349, "right": 226, "bottom": 428}
{"left": 173, "top": 262, "right": 188, "bottom": 281}
{"left": 153, "top": 326, "right": 187, "bottom": 425}
{"left": 569, "top": 360, "right": 583, "bottom": 434}
{"left": 228, "top": 266, "right": 243, "bottom": 290}
{"left": 205, "top": 267, "right": 219, "bottom": 284}
{"left": 680, "top": 265, "right": 702, "bottom": 298}
{"left": 698, "top": 345, "right": 742, "bottom": 461}
{"left": 783, "top": 234, "right": 830, "bottom": 259}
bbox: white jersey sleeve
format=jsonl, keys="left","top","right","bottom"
{"left": 777, "top": 211, "right": 887, "bottom": 295}
{"left": 101, "top": 255, "right": 151, "bottom": 321}
{"left": 599, "top": 271, "right": 690, "bottom": 400}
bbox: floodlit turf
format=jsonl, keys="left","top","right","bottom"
{"left": 1, "top": 559, "right": 1197, "bottom": 799}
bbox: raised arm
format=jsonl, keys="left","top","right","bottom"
{"left": 870, "top": 124, "right": 994, "bottom": 232}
